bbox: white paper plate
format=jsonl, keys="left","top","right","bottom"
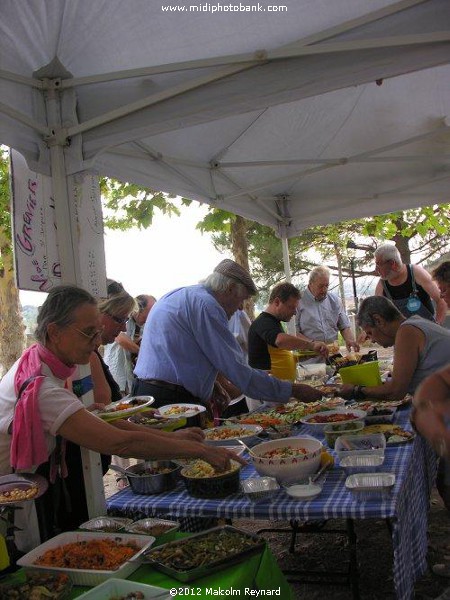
{"left": 77, "top": 578, "right": 171, "bottom": 599}
{"left": 204, "top": 424, "right": 263, "bottom": 445}
{"left": 0, "top": 473, "right": 48, "bottom": 504}
{"left": 228, "top": 393, "right": 246, "bottom": 406}
{"left": 92, "top": 396, "right": 154, "bottom": 421}
{"left": 157, "top": 403, "right": 206, "bottom": 419}
{"left": 17, "top": 531, "right": 155, "bottom": 586}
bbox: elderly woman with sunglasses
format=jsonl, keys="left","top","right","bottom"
{"left": 86, "top": 291, "right": 139, "bottom": 406}
{"left": 0, "top": 285, "right": 241, "bottom": 552}
{"left": 63, "top": 290, "right": 139, "bottom": 525}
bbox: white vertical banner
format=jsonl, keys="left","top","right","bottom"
{"left": 10, "top": 150, "right": 61, "bottom": 292}
{"left": 10, "top": 150, "right": 107, "bottom": 297}
{"left": 70, "top": 172, "right": 107, "bottom": 298}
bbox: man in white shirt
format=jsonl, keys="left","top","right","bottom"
{"left": 296, "top": 266, "right": 358, "bottom": 358}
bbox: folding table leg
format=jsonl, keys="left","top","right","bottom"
{"left": 346, "top": 518, "right": 360, "bottom": 600}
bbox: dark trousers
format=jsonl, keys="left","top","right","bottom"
{"left": 132, "top": 379, "right": 249, "bottom": 420}
{"left": 132, "top": 379, "right": 203, "bottom": 409}
{"left": 34, "top": 444, "right": 110, "bottom": 542}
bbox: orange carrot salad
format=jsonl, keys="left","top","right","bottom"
{"left": 34, "top": 539, "right": 139, "bottom": 570}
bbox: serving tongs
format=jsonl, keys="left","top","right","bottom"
{"left": 237, "top": 439, "right": 256, "bottom": 457}
{"left": 311, "top": 459, "right": 334, "bottom": 483}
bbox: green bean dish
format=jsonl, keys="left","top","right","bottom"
{"left": 144, "top": 526, "right": 265, "bottom": 581}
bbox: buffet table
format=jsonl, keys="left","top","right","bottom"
{"left": 4, "top": 541, "right": 291, "bottom": 599}
{"left": 107, "top": 407, "right": 438, "bottom": 600}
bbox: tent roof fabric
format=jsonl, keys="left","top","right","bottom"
{"left": 1, "top": 0, "right": 450, "bottom": 236}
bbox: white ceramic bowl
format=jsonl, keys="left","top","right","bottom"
{"left": 249, "top": 436, "right": 322, "bottom": 483}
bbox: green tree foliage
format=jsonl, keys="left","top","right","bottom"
{"left": 100, "top": 178, "right": 182, "bottom": 229}
{"left": 0, "top": 147, "right": 11, "bottom": 273}
{"left": 203, "top": 204, "right": 450, "bottom": 295}
{"left": 0, "top": 148, "right": 25, "bottom": 372}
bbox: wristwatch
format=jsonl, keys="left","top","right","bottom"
{"left": 353, "top": 385, "right": 366, "bottom": 400}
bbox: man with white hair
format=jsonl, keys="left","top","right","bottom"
{"left": 296, "top": 265, "right": 359, "bottom": 357}
{"left": 133, "top": 259, "right": 322, "bottom": 408}
{"left": 374, "top": 243, "right": 446, "bottom": 323}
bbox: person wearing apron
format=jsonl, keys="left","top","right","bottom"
{"left": 248, "top": 282, "right": 328, "bottom": 381}
{"left": 374, "top": 243, "right": 447, "bottom": 323}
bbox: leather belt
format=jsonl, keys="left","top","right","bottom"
{"left": 139, "top": 378, "right": 185, "bottom": 392}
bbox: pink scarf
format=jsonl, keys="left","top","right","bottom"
{"left": 11, "top": 343, "right": 76, "bottom": 471}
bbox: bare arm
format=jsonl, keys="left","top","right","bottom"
{"left": 276, "top": 332, "right": 328, "bottom": 357}
{"left": 291, "top": 383, "right": 323, "bottom": 403}
{"left": 89, "top": 352, "right": 112, "bottom": 405}
{"left": 413, "top": 265, "right": 448, "bottom": 324}
{"left": 115, "top": 332, "right": 140, "bottom": 354}
{"left": 339, "top": 324, "right": 423, "bottom": 400}
{"left": 340, "top": 326, "right": 359, "bottom": 352}
{"left": 375, "top": 279, "right": 384, "bottom": 296}
{"left": 413, "top": 366, "right": 450, "bottom": 456}
{"left": 57, "top": 409, "right": 244, "bottom": 470}
{"left": 216, "top": 372, "right": 241, "bottom": 400}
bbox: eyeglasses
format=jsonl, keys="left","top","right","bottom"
{"left": 106, "top": 312, "right": 129, "bottom": 325}
{"left": 70, "top": 326, "right": 104, "bottom": 343}
{"left": 375, "top": 259, "right": 391, "bottom": 268}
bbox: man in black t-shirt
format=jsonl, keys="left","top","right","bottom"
{"left": 374, "top": 244, "right": 446, "bottom": 323}
{"left": 248, "top": 283, "right": 328, "bottom": 379}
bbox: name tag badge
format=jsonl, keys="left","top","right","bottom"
{"left": 406, "top": 295, "right": 421, "bottom": 313}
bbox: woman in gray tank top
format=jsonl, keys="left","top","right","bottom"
{"left": 337, "top": 295, "right": 450, "bottom": 512}
{"left": 338, "top": 296, "right": 450, "bottom": 401}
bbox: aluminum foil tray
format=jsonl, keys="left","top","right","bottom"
{"left": 241, "top": 477, "right": 280, "bottom": 501}
{"left": 143, "top": 526, "right": 266, "bottom": 582}
{"left": 125, "top": 518, "right": 180, "bottom": 537}
{"left": 340, "top": 455, "right": 385, "bottom": 474}
{"left": 346, "top": 472, "right": 395, "bottom": 498}
{"left": 79, "top": 517, "right": 133, "bottom": 533}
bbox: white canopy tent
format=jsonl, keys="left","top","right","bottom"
{"left": 1, "top": 0, "right": 450, "bottom": 515}
{"left": 1, "top": 0, "right": 450, "bottom": 261}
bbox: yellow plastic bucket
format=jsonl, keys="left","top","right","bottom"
{"left": 339, "top": 361, "right": 382, "bottom": 386}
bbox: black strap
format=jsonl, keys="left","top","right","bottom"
{"left": 382, "top": 264, "right": 418, "bottom": 299}
{"left": 17, "top": 375, "right": 39, "bottom": 402}
{"left": 408, "top": 264, "right": 419, "bottom": 295}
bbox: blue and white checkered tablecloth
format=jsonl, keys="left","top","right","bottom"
{"left": 107, "top": 407, "right": 437, "bottom": 600}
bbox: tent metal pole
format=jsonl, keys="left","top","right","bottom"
{"left": 67, "top": 63, "right": 256, "bottom": 138}
{"left": 0, "top": 101, "right": 49, "bottom": 136}
{"left": 278, "top": 198, "right": 297, "bottom": 337}
{"left": 45, "top": 91, "right": 79, "bottom": 285}
{"left": 281, "top": 231, "right": 296, "bottom": 336}
{"left": 45, "top": 87, "right": 107, "bottom": 518}
{"left": 220, "top": 154, "right": 450, "bottom": 168}
{"left": 222, "top": 122, "right": 450, "bottom": 201}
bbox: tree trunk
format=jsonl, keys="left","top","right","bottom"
{"left": 0, "top": 236, "right": 25, "bottom": 376}
{"left": 230, "top": 215, "right": 255, "bottom": 320}
{"left": 392, "top": 218, "right": 411, "bottom": 263}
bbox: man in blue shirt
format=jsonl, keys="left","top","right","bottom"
{"left": 133, "top": 259, "right": 322, "bottom": 408}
